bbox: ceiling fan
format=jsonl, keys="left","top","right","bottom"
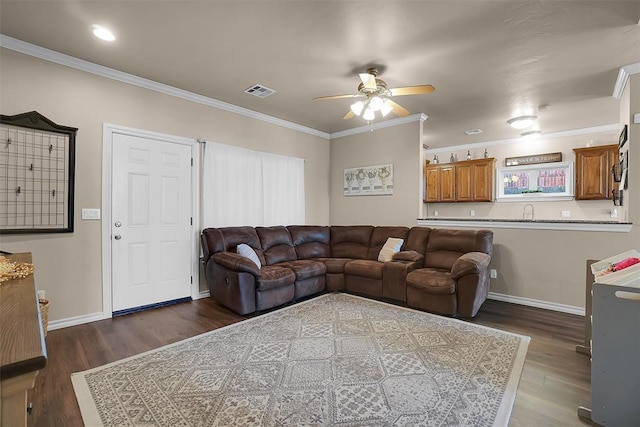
{"left": 313, "top": 68, "right": 435, "bottom": 121}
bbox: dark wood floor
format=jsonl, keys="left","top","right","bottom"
{"left": 29, "top": 296, "right": 595, "bottom": 426}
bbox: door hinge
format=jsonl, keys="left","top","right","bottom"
{"left": 191, "top": 158, "right": 194, "bottom": 166}
{"left": 190, "top": 217, "right": 193, "bottom": 226}
{"left": 190, "top": 276, "right": 193, "bottom": 284}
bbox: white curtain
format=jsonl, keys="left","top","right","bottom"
{"left": 202, "top": 142, "right": 305, "bottom": 227}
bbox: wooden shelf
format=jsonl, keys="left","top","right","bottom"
{"left": 0, "top": 252, "right": 47, "bottom": 426}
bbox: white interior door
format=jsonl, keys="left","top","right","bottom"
{"left": 111, "top": 133, "right": 192, "bottom": 312}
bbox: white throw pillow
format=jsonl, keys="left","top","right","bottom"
{"left": 378, "top": 237, "right": 404, "bottom": 262}
{"left": 237, "top": 243, "right": 262, "bottom": 269}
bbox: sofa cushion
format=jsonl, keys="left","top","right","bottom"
{"left": 405, "top": 227, "right": 431, "bottom": 253}
{"left": 424, "top": 229, "right": 493, "bottom": 271}
{"left": 406, "top": 269, "right": 456, "bottom": 295}
{"left": 317, "top": 258, "right": 353, "bottom": 274}
{"left": 220, "top": 226, "right": 266, "bottom": 265}
{"left": 256, "top": 265, "right": 296, "bottom": 291}
{"left": 331, "top": 226, "right": 373, "bottom": 259}
{"left": 237, "top": 243, "right": 262, "bottom": 269}
{"left": 278, "top": 259, "right": 327, "bottom": 281}
{"left": 344, "top": 259, "right": 384, "bottom": 280}
{"left": 367, "top": 226, "right": 409, "bottom": 260}
{"left": 378, "top": 237, "right": 404, "bottom": 262}
{"left": 288, "top": 226, "right": 330, "bottom": 259}
{"left": 256, "top": 226, "right": 297, "bottom": 265}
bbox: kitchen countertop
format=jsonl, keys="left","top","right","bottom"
{"left": 416, "top": 218, "right": 633, "bottom": 232}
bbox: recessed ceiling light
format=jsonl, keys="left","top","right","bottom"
{"left": 92, "top": 25, "right": 115, "bottom": 42}
{"left": 507, "top": 115, "right": 537, "bottom": 129}
{"left": 520, "top": 130, "right": 542, "bottom": 140}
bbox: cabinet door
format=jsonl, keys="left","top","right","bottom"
{"left": 425, "top": 166, "right": 440, "bottom": 202}
{"left": 472, "top": 160, "right": 494, "bottom": 201}
{"left": 440, "top": 166, "right": 456, "bottom": 202}
{"left": 575, "top": 149, "right": 607, "bottom": 199}
{"left": 456, "top": 163, "right": 473, "bottom": 201}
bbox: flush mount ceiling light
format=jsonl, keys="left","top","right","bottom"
{"left": 520, "top": 130, "right": 542, "bottom": 140}
{"left": 507, "top": 115, "right": 537, "bottom": 129}
{"left": 92, "top": 25, "right": 115, "bottom": 42}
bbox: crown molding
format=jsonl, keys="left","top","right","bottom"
{"left": 0, "top": 35, "right": 331, "bottom": 140}
{"left": 613, "top": 62, "right": 640, "bottom": 100}
{"left": 424, "top": 123, "right": 621, "bottom": 154}
{"left": 329, "top": 113, "right": 428, "bottom": 140}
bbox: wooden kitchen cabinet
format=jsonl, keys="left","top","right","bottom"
{"left": 424, "top": 158, "right": 495, "bottom": 203}
{"left": 574, "top": 145, "right": 618, "bottom": 200}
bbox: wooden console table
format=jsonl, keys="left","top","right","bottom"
{"left": 0, "top": 253, "right": 47, "bottom": 427}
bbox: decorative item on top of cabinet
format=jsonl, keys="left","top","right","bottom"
{"left": 424, "top": 158, "right": 495, "bottom": 203}
{"left": 573, "top": 144, "right": 618, "bottom": 200}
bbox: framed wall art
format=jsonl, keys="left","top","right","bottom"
{"left": 0, "top": 111, "right": 77, "bottom": 234}
{"left": 344, "top": 164, "right": 393, "bottom": 196}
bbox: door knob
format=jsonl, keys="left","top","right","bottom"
{"left": 114, "top": 235, "right": 122, "bottom": 240}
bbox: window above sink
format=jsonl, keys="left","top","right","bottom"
{"left": 496, "top": 161, "right": 574, "bottom": 202}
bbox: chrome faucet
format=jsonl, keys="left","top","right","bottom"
{"left": 523, "top": 204, "right": 534, "bottom": 220}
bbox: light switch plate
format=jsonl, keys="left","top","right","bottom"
{"left": 634, "top": 113, "right": 640, "bottom": 124}
{"left": 561, "top": 210, "right": 571, "bottom": 218}
{"left": 82, "top": 208, "right": 101, "bottom": 220}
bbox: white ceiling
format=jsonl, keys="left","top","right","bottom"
{"left": 1, "top": 1, "right": 639, "bottom": 145}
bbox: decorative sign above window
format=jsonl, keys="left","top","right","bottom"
{"left": 505, "top": 152, "right": 562, "bottom": 167}
{"left": 0, "top": 111, "right": 77, "bottom": 234}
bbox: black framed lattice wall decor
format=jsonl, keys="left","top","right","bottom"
{"left": 0, "top": 111, "right": 77, "bottom": 234}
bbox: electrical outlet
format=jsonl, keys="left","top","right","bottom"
{"left": 37, "top": 290, "right": 45, "bottom": 300}
{"left": 490, "top": 269, "right": 497, "bottom": 279}
{"left": 470, "top": 210, "right": 475, "bottom": 217}
{"left": 561, "top": 210, "right": 570, "bottom": 218}
{"left": 434, "top": 210, "right": 438, "bottom": 217}
{"left": 610, "top": 209, "right": 618, "bottom": 218}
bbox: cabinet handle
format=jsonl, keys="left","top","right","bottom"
{"left": 614, "top": 290, "right": 640, "bottom": 301}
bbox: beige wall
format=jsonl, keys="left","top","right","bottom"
{"left": 329, "top": 122, "right": 423, "bottom": 225}
{"left": 0, "top": 49, "right": 330, "bottom": 322}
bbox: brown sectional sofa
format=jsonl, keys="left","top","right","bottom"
{"left": 201, "top": 225, "right": 493, "bottom": 317}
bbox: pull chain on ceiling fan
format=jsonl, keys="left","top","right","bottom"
{"left": 313, "top": 68, "right": 435, "bottom": 121}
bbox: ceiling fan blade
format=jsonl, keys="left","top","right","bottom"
{"left": 386, "top": 99, "right": 410, "bottom": 117}
{"left": 389, "top": 85, "right": 435, "bottom": 96}
{"left": 343, "top": 110, "right": 355, "bottom": 120}
{"left": 313, "top": 94, "right": 360, "bottom": 101}
{"left": 359, "top": 73, "right": 377, "bottom": 90}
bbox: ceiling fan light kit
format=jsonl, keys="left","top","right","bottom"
{"left": 507, "top": 115, "right": 538, "bottom": 129}
{"left": 314, "top": 67, "right": 435, "bottom": 122}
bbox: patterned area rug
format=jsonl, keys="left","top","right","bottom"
{"left": 72, "top": 293, "right": 529, "bottom": 426}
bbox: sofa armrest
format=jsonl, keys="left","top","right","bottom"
{"left": 212, "top": 252, "right": 261, "bottom": 276}
{"left": 451, "top": 252, "right": 491, "bottom": 280}
{"left": 393, "top": 250, "right": 424, "bottom": 263}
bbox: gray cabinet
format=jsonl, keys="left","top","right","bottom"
{"left": 590, "top": 280, "right": 640, "bottom": 426}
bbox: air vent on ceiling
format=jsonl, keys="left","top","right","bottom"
{"left": 244, "top": 84, "right": 276, "bottom": 98}
{"left": 464, "top": 128, "right": 483, "bottom": 135}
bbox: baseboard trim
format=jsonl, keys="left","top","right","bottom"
{"left": 488, "top": 292, "right": 585, "bottom": 316}
{"left": 47, "top": 312, "right": 109, "bottom": 331}
{"left": 194, "top": 290, "right": 210, "bottom": 300}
